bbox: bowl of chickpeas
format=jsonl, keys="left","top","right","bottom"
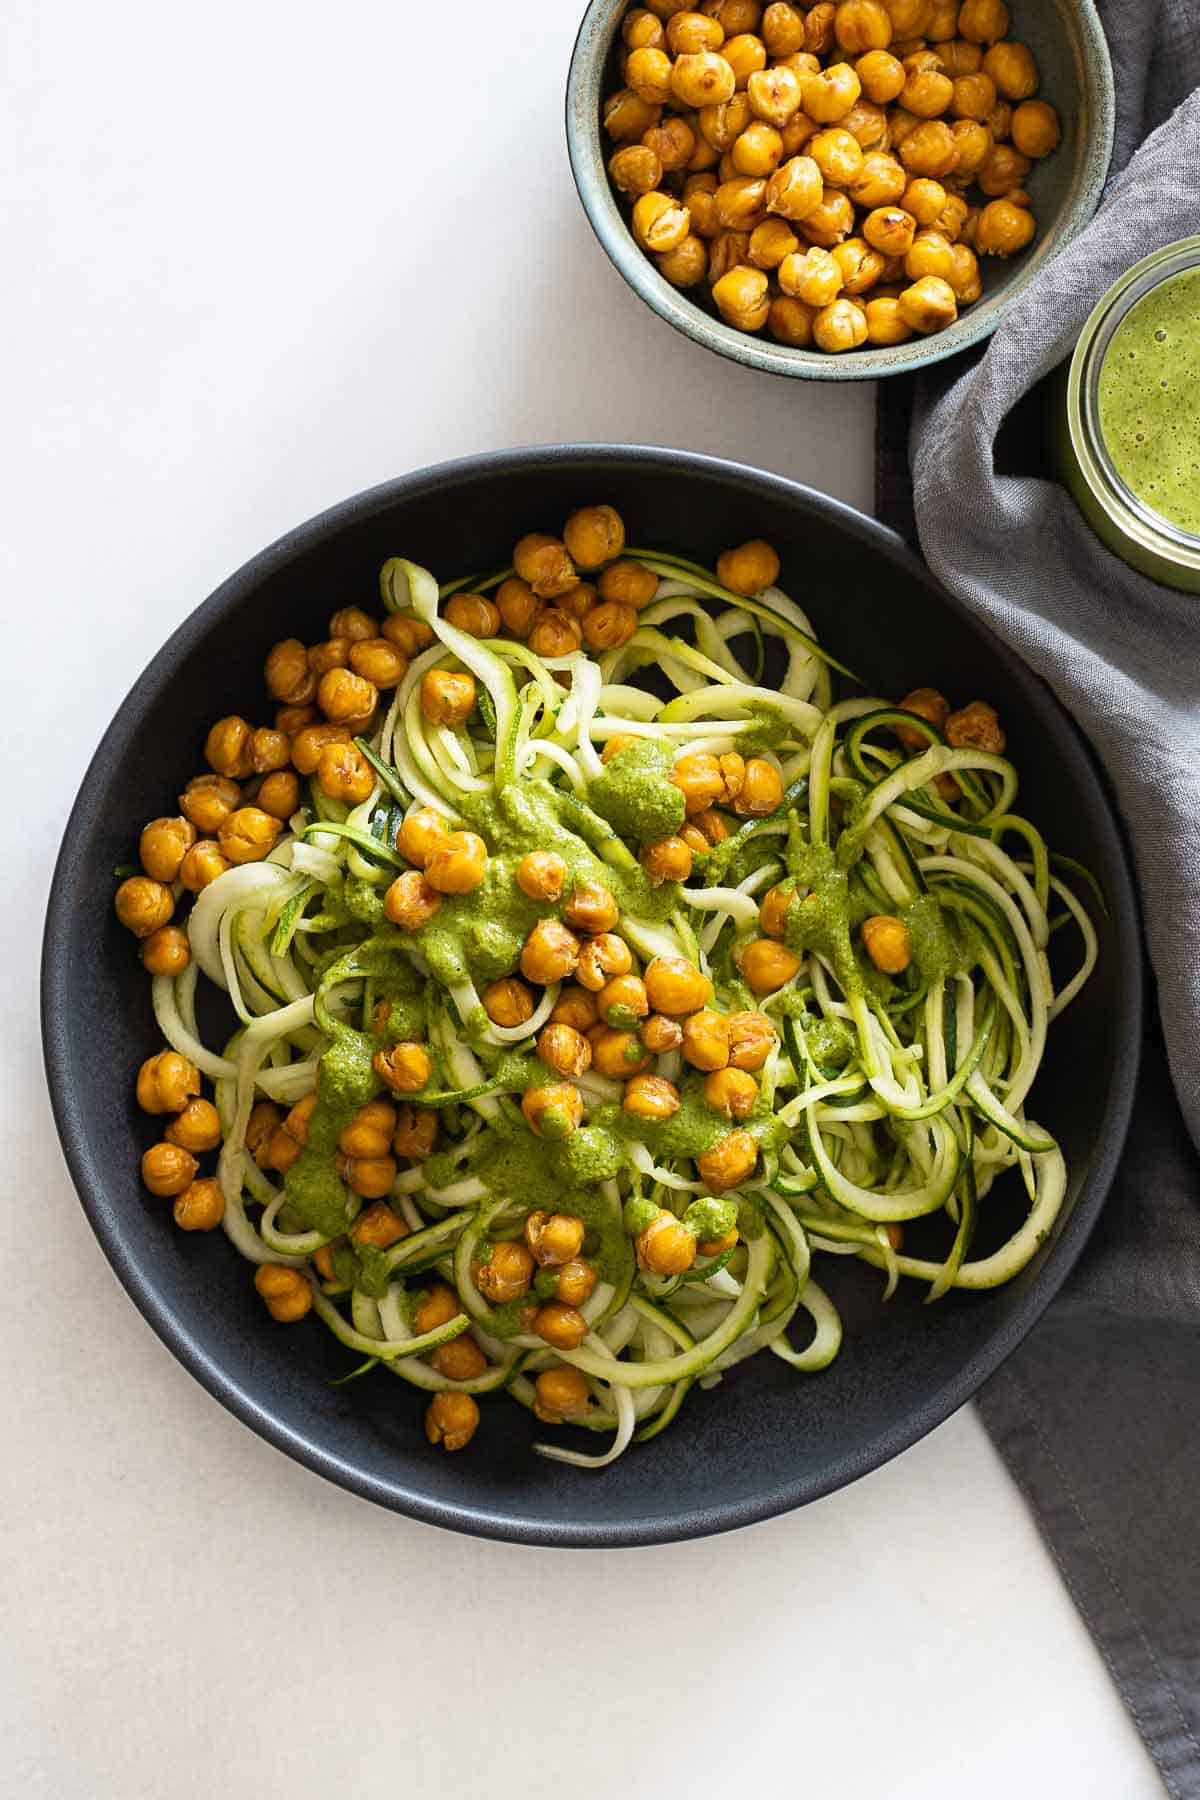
{"left": 567, "top": 0, "right": 1115, "bottom": 375}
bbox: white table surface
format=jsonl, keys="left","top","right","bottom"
{"left": 2, "top": 4, "right": 1162, "bottom": 1796}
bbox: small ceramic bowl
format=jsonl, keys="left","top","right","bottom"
{"left": 566, "top": 0, "right": 1115, "bottom": 381}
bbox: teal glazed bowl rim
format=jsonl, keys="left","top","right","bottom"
{"left": 565, "top": 0, "right": 1116, "bottom": 381}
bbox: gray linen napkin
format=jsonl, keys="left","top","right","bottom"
{"left": 876, "top": 5, "right": 1200, "bottom": 1792}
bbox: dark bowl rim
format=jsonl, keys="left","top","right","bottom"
{"left": 563, "top": 0, "right": 1117, "bottom": 382}
{"left": 41, "top": 443, "right": 1143, "bottom": 1547}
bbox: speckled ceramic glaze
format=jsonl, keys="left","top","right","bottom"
{"left": 566, "top": 1, "right": 1115, "bottom": 380}
{"left": 42, "top": 447, "right": 1140, "bottom": 1545}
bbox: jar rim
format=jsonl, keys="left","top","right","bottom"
{"left": 1067, "top": 236, "right": 1200, "bottom": 572}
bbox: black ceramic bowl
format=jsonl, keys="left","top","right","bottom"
{"left": 43, "top": 446, "right": 1141, "bottom": 1546}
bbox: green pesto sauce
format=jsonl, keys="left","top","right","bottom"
{"left": 683, "top": 1196, "right": 738, "bottom": 1241}
{"left": 585, "top": 739, "right": 686, "bottom": 843}
{"left": 901, "top": 892, "right": 970, "bottom": 984}
{"left": 283, "top": 1024, "right": 382, "bottom": 1239}
{"left": 737, "top": 702, "right": 792, "bottom": 756}
{"left": 800, "top": 1012, "right": 856, "bottom": 1069}
{"left": 1098, "top": 268, "right": 1200, "bottom": 535}
{"left": 782, "top": 843, "right": 862, "bottom": 996}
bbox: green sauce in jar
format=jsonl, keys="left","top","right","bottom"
{"left": 1097, "top": 268, "right": 1200, "bottom": 535}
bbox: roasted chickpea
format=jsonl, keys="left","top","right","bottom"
{"left": 640, "top": 1012, "right": 685, "bottom": 1054}
{"left": 768, "top": 294, "right": 816, "bottom": 343}
{"left": 521, "top": 918, "right": 581, "bottom": 985}
{"left": 533, "top": 1302, "right": 588, "bottom": 1351}
{"left": 639, "top": 834, "right": 695, "bottom": 885}
{"left": 338, "top": 1098, "right": 398, "bottom": 1161}
{"left": 179, "top": 773, "right": 241, "bottom": 835}
{"left": 626, "top": 44, "right": 675, "bottom": 105}
{"left": 138, "top": 815, "right": 197, "bottom": 884}
{"left": 512, "top": 532, "right": 578, "bottom": 601}
{"left": 715, "top": 174, "right": 771, "bottom": 230}
{"left": 538, "top": 1022, "right": 593, "bottom": 1079}
{"left": 1011, "top": 97, "right": 1060, "bottom": 159}
{"left": 633, "top": 190, "right": 693, "bottom": 253}
{"left": 738, "top": 936, "right": 802, "bottom": 992}
{"left": 383, "top": 869, "right": 442, "bottom": 931}
{"left": 898, "top": 118, "right": 959, "bottom": 176}
{"left": 590, "top": 1023, "right": 653, "bottom": 1078}
{"left": 475, "top": 1238, "right": 536, "bottom": 1304}
{"left": 142, "top": 1141, "right": 199, "bottom": 1197}
{"left": 803, "top": 63, "right": 862, "bottom": 125}
{"left": 524, "top": 1209, "right": 587, "bottom": 1268}
{"left": 425, "top": 830, "right": 487, "bottom": 896}
{"left": 858, "top": 203, "right": 916, "bottom": 255}
{"left": 115, "top": 875, "right": 174, "bottom": 938}
{"left": 666, "top": 8, "right": 724, "bottom": 51}
{"left": 509, "top": 854, "right": 563, "bottom": 908}
{"left": 604, "top": 85, "right": 664, "bottom": 142}
{"left": 425, "top": 1391, "right": 479, "bottom": 1451}
{"left": 799, "top": 185, "right": 856, "bottom": 246}
{"left": 895, "top": 685, "right": 950, "bottom": 749}
{"left": 729, "top": 758, "right": 782, "bottom": 817}
{"left": 887, "top": 104, "right": 921, "bottom": 148}
{"left": 905, "top": 227, "right": 955, "bottom": 281}
{"left": 178, "top": 840, "right": 230, "bottom": 892}
{"left": 715, "top": 541, "right": 779, "bottom": 599}
{"left": 380, "top": 614, "right": 433, "bottom": 657}
{"left": 533, "top": 1365, "right": 592, "bottom": 1422}
{"left": 625, "top": 7, "right": 667, "bottom": 48}
{"left": 672, "top": 50, "right": 738, "bottom": 108}
{"left": 491, "top": 577, "right": 539, "bottom": 641}
{"left": 595, "top": 561, "right": 658, "bottom": 616}
{"left": 136, "top": 1050, "right": 200, "bottom": 1115}
{"left": 949, "top": 69, "right": 995, "bottom": 120}
{"left": 764, "top": 152, "right": 824, "bottom": 222}
{"left": 483, "top": 977, "right": 535, "bottom": 1030}
{"left": 692, "top": 809, "right": 731, "bottom": 849}
{"left": 706, "top": 228, "right": 752, "bottom": 282}
{"left": 682, "top": 1008, "right": 731, "bottom": 1071}
{"left": 838, "top": 95, "right": 891, "bottom": 150}
{"left": 172, "top": 1177, "right": 225, "bottom": 1232}
{"left": 696, "top": 1128, "right": 758, "bottom": 1190}
{"left": 958, "top": 0, "right": 1008, "bottom": 42}
{"left": 945, "top": 119, "right": 989, "bottom": 182}
{"left": 563, "top": 882, "right": 620, "bottom": 935}
{"left": 743, "top": 219, "right": 796, "bottom": 273}
{"left": 743, "top": 69, "right": 798, "bottom": 132}
{"left": 727, "top": 1009, "right": 777, "bottom": 1071}
{"left": 553, "top": 1258, "right": 599, "bottom": 1308}
{"left": 264, "top": 638, "right": 316, "bottom": 706}
{"left": 312, "top": 741, "right": 371, "bottom": 807}
{"left": 698, "top": 92, "right": 754, "bottom": 152}
{"left": 946, "top": 239, "right": 982, "bottom": 301}
{"left": 724, "top": 33, "right": 768, "bottom": 89}
{"left": 204, "top": 715, "right": 254, "bottom": 780}
{"left": 393, "top": 807, "right": 447, "bottom": 871}
{"left": 288, "top": 722, "right": 348, "bottom": 777}
{"left": 808, "top": 125, "right": 865, "bottom": 187}
{"left": 429, "top": 1337, "right": 487, "bottom": 1382}
{"left": 141, "top": 924, "right": 191, "bottom": 978}
{"left": 926, "top": 0, "right": 960, "bottom": 33}
{"left": 342, "top": 1151, "right": 400, "bottom": 1202}
{"left": 855, "top": 47, "right": 905, "bottom": 102}
{"left": 610, "top": 143, "right": 665, "bottom": 200}
{"left": 733, "top": 119, "right": 786, "bottom": 177}
{"left": 576, "top": 932, "right": 634, "bottom": 991}
{"left": 985, "top": 96, "right": 1013, "bottom": 140}
{"left": 369, "top": 1042, "right": 430, "bottom": 1099}
{"left": 946, "top": 698, "right": 1005, "bottom": 751}
{"left": 316, "top": 667, "right": 377, "bottom": 729}
{"left": 898, "top": 273, "right": 958, "bottom": 330}
{"left": 521, "top": 1083, "right": 585, "bottom": 1142}
{"left": 165, "top": 1096, "right": 222, "bottom": 1154}
{"left": 831, "top": 235, "right": 885, "bottom": 294}
{"left": 307, "top": 638, "right": 349, "bottom": 679}
{"left": 216, "top": 805, "right": 281, "bottom": 866}
{"left": 780, "top": 109, "right": 820, "bottom": 156}
{"left": 982, "top": 38, "right": 1037, "bottom": 99}
{"left": 528, "top": 609, "right": 584, "bottom": 659}
{"left": 761, "top": 0, "right": 804, "bottom": 53}
{"left": 902, "top": 175, "right": 949, "bottom": 224}
{"left": 256, "top": 1266, "right": 314, "bottom": 1326}
{"left": 937, "top": 36, "right": 981, "bottom": 74}
{"left": 860, "top": 912, "right": 913, "bottom": 974}
{"left": 644, "top": 956, "right": 712, "bottom": 1016}
{"left": 885, "top": 0, "right": 934, "bottom": 32}
{"left": 254, "top": 770, "right": 300, "bottom": 823}
{"left": 598, "top": 972, "right": 650, "bottom": 1031}
{"left": 836, "top": 0, "right": 893, "bottom": 52}
{"left": 977, "top": 140, "right": 1031, "bottom": 196}
{"left": 342, "top": 639, "right": 406, "bottom": 695}
{"left": 420, "top": 668, "right": 476, "bottom": 726}
{"left": 636, "top": 1209, "right": 698, "bottom": 1275}
{"left": 804, "top": 0, "right": 837, "bottom": 54}
{"left": 704, "top": 1065, "right": 759, "bottom": 1118}
{"left": 393, "top": 1105, "right": 438, "bottom": 1160}
{"left": 550, "top": 985, "right": 599, "bottom": 1032}
{"left": 668, "top": 752, "right": 723, "bottom": 815}
{"left": 559, "top": 507, "right": 626, "bottom": 577}
{"left": 974, "top": 197, "right": 1035, "bottom": 256}
{"left": 776, "top": 245, "right": 839, "bottom": 308}
{"left": 623, "top": 1071, "right": 683, "bottom": 1124}
{"left": 413, "top": 1282, "right": 459, "bottom": 1334}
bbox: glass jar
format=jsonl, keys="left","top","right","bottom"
{"left": 1058, "top": 237, "right": 1200, "bottom": 593}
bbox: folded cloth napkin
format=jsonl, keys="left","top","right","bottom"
{"left": 876, "top": 5, "right": 1200, "bottom": 1792}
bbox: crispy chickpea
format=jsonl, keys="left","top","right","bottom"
{"left": 946, "top": 698, "right": 1005, "bottom": 751}
{"left": 947, "top": 119, "right": 990, "bottom": 182}
{"left": 395, "top": 806, "right": 449, "bottom": 870}
{"left": 861, "top": 204, "right": 917, "bottom": 255}
{"left": 856, "top": 47, "right": 905, "bottom": 102}
{"left": 512, "top": 852, "right": 564, "bottom": 904}
{"left": 115, "top": 876, "right": 174, "bottom": 938}
{"left": 345, "top": 638, "right": 406, "bottom": 691}
{"left": 136, "top": 1050, "right": 200, "bottom": 1116}
{"left": 325, "top": 606, "right": 375, "bottom": 643}
{"left": 179, "top": 773, "right": 241, "bottom": 835}
{"left": 380, "top": 614, "right": 434, "bottom": 656}
{"left": 141, "top": 924, "right": 191, "bottom": 977}
{"left": 420, "top": 669, "right": 476, "bottom": 726}
{"left": 898, "top": 118, "right": 959, "bottom": 177}
{"left": 524, "top": 1209, "right": 587, "bottom": 1267}
{"left": 256, "top": 770, "right": 301, "bottom": 822}
{"left": 727, "top": 1009, "right": 777, "bottom": 1071}
{"left": 165, "top": 1096, "right": 222, "bottom": 1154}
{"left": 339, "top": 1099, "right": 398, "bottom": 1160}
{"left": 475, "top": 1239, "right": 536, "bottom": 1304}
{"left": 739, "top": 936, "right": 802, "bottom": 992}
{"left": 761, "top": 0, "right": 804, "bottom": 54}
{"left": 520, "top": 919, "right": 581, "bottom": 986}
{"left": 982, "top": 38, "right": 1037, "bottom": 99}
{"left": 947, "top": 240, "right": 982, "bottom": 301}
{"left": 425, "top": 1391, "right": 479, "bottom": 1451}
{"left": 668, "top": 9, "right": 725, "bottom": 52}
{"left": 839, "top": 96, "right": 890, "bottom": 150}
{"left": 888, "top": 104, "right": 921, "bottom": 147}
{"left": 699, "top": 1225, "right": 740, "bottom": 1257}
{"left": 598, "top": 972, "right": 650, "bottom": 1030}
{"left": 632, "top": 190, "right": 692, "bottom": 254}
{"left": 306, "top": 637, "right": 349, "bottom": 678}
{"left": 289, "top": 722, "right": 350, "bottom": 776}
{"left": 533, "top": 1303, "right": 589, "bottom": 1351}
{"left": 799, "top": 186, "right": 856, "bottom": 246}
{"left": 730, "top": 756, "right": 782, "bottom": 818}
{"left": 393, "top": 1105, "right": 439, "bottom": 1160}
{"left": 777, "top": 244, "right": 841, "bottom": 307}
{"left": 550, "top": 985, "right": 599, "bottom": 1032}
{"left": 780, "top": 109, "right": 819, "bottom": 155}
{"left": 886, "top": 0, "right": 933, "bottom": 31}
{"left": 316, "top": 741, "right": 374, "bottom": 806}
{"left": 835, "top": 0, "right": 893, "bottom": 52}
{"left": 178, "top": 840, "right": 230, "bottom": 892}
{"left": 768, "top": 294, "right": 816, "bottom": 344}
{"left": 747, "top": 218, "right": 798, "bottom": 270}
{"left": 724, "top": 31, "right": 768, "bottom": 87}
{"left": 538, "top": 1022, "right": 593, "bottom": 1079}
{"left": 604, "top": 86, "right": 663, "bottom": 142}
{"left": 172, "top": 1177, "right": 225, "bottom": 1232}
{"left": 765, "top": 152, "right": 823, "bottom": 221}
{"left": 861, "top": 912, "right": 913, "bottom": 974}
{"left": 758, "top": 882, "right": 795, "bottom": 940}
{"left": 958, "top": 0, "right": 1008, "bottom": 42}
{"left": 640, "top": 833, "right": 695, "bottom": 885}
{"left": 717, "top": 540, "right": 781, "bottom": 597}
{"left": 340, "top": 1155, "right": 398, "bottom": 1201}
{"left": 513, "top": 532, "right": 578, "bottom": 600}
{"left": 804, "top": 0, "right": 837, "bottom": 54}
{"left": 640, "top": 1012, "right": 684, "bottom": 1054}
{"left": 601, "top": 733, "right": 638, "bottom": 765}
{"left": 218, "top": 805, "right": 282, "bottom": 866}
{"left": 696, "top": 1128, "right": 759, "bottom": 1190}
{"left": 494, "top": 576, "right": 541, "bottom": 640}
{"left": 636, "top": 1209, "right": 698, "bottom": 1275}
{"left": 985, "top": 96, "right": 1012, "bottom": 140}
{"left": 707, "top": 228, "right": 752, "bottom": 282}
{"left": 977, "top": 141, "right": 1031, "bottom": 196}
{"left": 142, "top": 1141, "right": 199, "bottom": 1197}
{"left": 430, "top": 1337, "right": 488, "bottom": 1382}
{"left": 576, "top": 932, "right": 633, "bottom": 991}
{"left": 521, "top": 1083, "right": 585, "bottom": 1142}
{"left": 671, "top": 752, "right": 725, "bottom": 815}
{"left": 938, "top": 37, "right": 982, "bottom": 74}
{"left": 1011, "top": 97, "right": 1060, "bottom": 159}
{"left": 139, "top": 815, "right": 197, "bottom": 884}
{"left": 745, "top": 67, "right": 801, "bottom": 130}
{"left": 610, "top": 142, "right": 665, "bottom": 199}
{"left": 902, "top": 176, "right": 948, "bottom": 225}
{"left": 905, "top": 227, "right": 955, "bottom": 281}
{"left": 682, "top": 1008, "right": 731, "bottom": 1071}
{"left": 316, "top": 667, "right": 377, "bottom": 728}
{"left": 264, "top": 638, "right": 316, "bottom": 706}
{"left": 583, "top": 597, "right": 640, "bottom": 653}
{"left": 644, "top": 955, "right": 712, "bottom": 1015}
{"left": 684, "top": 176, "right": 720, "bottom": 237}
{"left": 896, "top": 685, "right": 950, "bottom": 749}
{"left": 801, "top": 61, "right": 862, "bottom": 123}
{"left": 383, "top": 869, "right": 442, "bottom": 932}
{"left": 533, "top": 1365, "right": 592, "bottom": 1422}
{"left": 950, "top": 69, "right": 995, "bottom": 119}
{"left": 672, "top": 50, "right": 738, "bottom": 109}
{"left": 350, "top": 1199, "right": 408, "bottom": 1246}
{"left": 248, "top": 727, "right": 291, "bottom": 775}
{"left": 414, "top": 1282, "right": 459, "bottom": 1334}
{"left": 425, "top": 830, "right": 487, "bottom": 896}
{"left": 626, "top": 44, "right": 675, "bottom": 105}
{"left": 372, "top": 1041, "right": 432, "bottom": 1096}
{"left": 732, "top": 119, "right": 785, "bottom": 176}
{"left": 555, "top": 1258, "right": 599, "bottom": 1307}
{"left": 528, "top": 609, "right": 584, "bottom": 658}
{"left": 714, "top": 174, "right": 770, "bottom": 229}
{"left": 898, "top": 273, "right": 958, "bottom": 330}
{"left": 625, "top": 7, "right": 667, "bottom": 49}
{"left": 589, "top": 1025, "right": 653, "bottom": 1078}
{"left": 698, "top": 92, "right": 754, "bottom": 150}
{"left": 563, "top": 882, "right": 620, "bottom": 934}
{"left": 809, "top": 126, "right": 866, "bottom": 187}
{"left": 704, "top": 1065, "right": 759, "bottom": 1118}
{"left": 974, "top": 198, "right": 1035, "bottom": 256}
{"left": 831, "top": 235, "right": 885, "bottom": 294}
{"left": 483, "top": 977, "right": 535, "bottom": 1030}
{"left": 926, "top": 0, "right": 959, "bottom": 33}
{"left": 598, "top": 559, "right": 659, "bottom": 612}
{"left": 561, "top": 506, "right": 625, "bottom": 574}
{"left": 204, "top": 715, "right": 254, "bottom": 780}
